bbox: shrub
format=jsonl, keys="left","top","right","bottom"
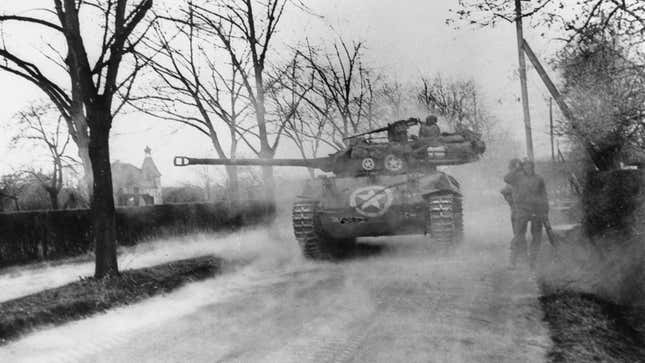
{"left": 582, "top": 169, "right": 643, "bottom": 238}
{"left": 0, "top": 201, "right": 274, "bottom": 268}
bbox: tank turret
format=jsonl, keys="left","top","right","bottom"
{"left": 174, "top": 120, "right": 485, "bottom": 177}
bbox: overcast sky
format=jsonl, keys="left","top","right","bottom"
{"left": 0, "top": 0, "right": 564, "bottom": 185}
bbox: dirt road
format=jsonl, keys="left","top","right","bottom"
{"left": 0, "top": 202, "right": 552, "bottom": 363}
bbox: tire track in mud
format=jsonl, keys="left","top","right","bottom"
{"left": 306, "top": 318, "right": 377, "bottom": 363}
{"left": 273, "top": 253, "right": 473, "bottom": 363}
{"left": 257, "top": 267, "right": 377, "bottom": 363}
{"left": 295, "top": 277, "right": 469, "bottom": 362}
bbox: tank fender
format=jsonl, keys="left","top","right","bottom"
{"left": 296, "top": 177, "right": 326, "bottom": 201}
{"left": 416, "top": 172, "right": 461, "bottom": 197}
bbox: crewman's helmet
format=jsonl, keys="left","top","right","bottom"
{"left": 425, "top": 115, "right": 438, "bottom": 125}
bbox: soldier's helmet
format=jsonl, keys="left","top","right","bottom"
{"left": 509, "top": 158, "right": 522, "bottom": 169}
{"left": 425, "top": 115, "right": 438, "bottom": 125}
{"left": 521, "top": 158, "right": 535, "bottom": 171}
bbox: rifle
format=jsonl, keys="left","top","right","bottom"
{"left": 542, "top": 215, "right": 559, "bottom": 248}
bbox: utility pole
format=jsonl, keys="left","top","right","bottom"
{"left": 473, "top": 91, "right": 478, "bottom": 126}
{"left": 549, "top": 98, "right": 555, "bottom": 162}
{"left": 514, "top": 0, "right": 534, "bottom": 160}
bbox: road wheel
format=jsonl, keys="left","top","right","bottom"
{"left": 426, "top": 193, "right": 463, "bottom": 246}
{"left": 292, "top": 201, "right": 331, "bottom": 260}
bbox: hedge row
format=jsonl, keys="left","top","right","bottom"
{"left": 582, "top": 169, "right": 644, "bottom": 238}
{"left": 0, "top": 201, "right": 275, "bottom": 268}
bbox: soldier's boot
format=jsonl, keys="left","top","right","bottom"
{"left": 528, "top": 218, "right": 544, "bottom": 270}
{"left": 529, "top": 239, "right": 542, "bottom": 270}
{"left": 510, "top": 236, "right": 528, "bottom": 268}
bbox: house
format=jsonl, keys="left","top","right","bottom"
{"left": 112, "top": 146, "right": 163, "bottom": 206}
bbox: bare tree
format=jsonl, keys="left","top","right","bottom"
{"left": 11, "top": 103, "right": 78, "bottom": 210}
{"left": 0, "top": 10, "right": 92, "bottom": 199}
{"left": 0, "top": 173, "right": 25, "bottom": 211}
{"left": 0, "top": 0, "right": 153, "bottom": 277}
{"left": 298, "top": 39, "right": 375, "bottom": 140}
{"left": 376, "top": 78, "right": 417, "bottom": 123}
{"left": 265, "top": 53, "right": 322, "bottom": 175}
{"left": 556, "top": 29, "right": 645, "bottom": 170}
{"left": 186, "top": 0, "right": 299, "bottom": 202}
{"left": 417, "top": 75, "right": 492, "bottom": 136}
{"left": 262, "top": 38, "right": 382, "bottom": 168}
{"left": 450, "top": 0, "right": 645, "bottom": 45}
{"left": 136, "top": 4, "right": 254, "bottom": 201}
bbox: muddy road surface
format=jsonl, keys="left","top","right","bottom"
{"left": 1, "top": 204, "right": 552, "bottom": 362}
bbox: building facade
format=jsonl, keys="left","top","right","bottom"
{"left": 112, "top": 146, "right": 163, "bottom": 206}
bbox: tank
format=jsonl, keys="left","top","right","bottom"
{"left": 174, "top": 118, "right": 486, "bottom": 259}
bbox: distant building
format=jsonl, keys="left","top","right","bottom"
{"left": 112, "top": 146, "right": 162, "bottom": 206}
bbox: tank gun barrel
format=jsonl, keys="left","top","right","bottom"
{"left": 174, "top": 156, "right": 334, "bottom": 171}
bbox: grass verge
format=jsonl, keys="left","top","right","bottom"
{"left": 540, "top": 291, "right": 645, "bottom": 362}
{"left": 0, "top": 255, "right": 223, "bottom": 345}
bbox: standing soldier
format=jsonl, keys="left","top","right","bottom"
{"left": 419, "top": 115, "right": 441, "bottom": 139}
{"left": 501, "top": 158, "right": 522, "bottom": 234}
{"left": 504, "top": 159, "right": 549, "bottom": 268}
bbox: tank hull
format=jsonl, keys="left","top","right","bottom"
{"left": 293, "top": 172, "right": 463, "bottom": 258}
{"left": 316, "top": 205, "right": 426, "bottom": 239}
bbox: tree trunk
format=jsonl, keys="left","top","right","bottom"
{"left": 88, "top": 110, "right": 118, "bottom": 278}
{"left": 77, "top": 140, "right": 93, "bottom": 201}
{"left": 226, "top": 165, "right": 239, "bottom": 202}
{"left": 261, "top": 165, "right": 275, "bottom": 203}
{"left": 48, "top": 189, "right": 60, "bottom": 210}
{"left": 70, "top": 59, "right": 93, "bottom": 201}
{"left": 259, "top": 147, "right": 275, "bottom": 203}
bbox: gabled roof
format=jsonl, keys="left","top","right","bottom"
{"left": 142, "top": 156, "right": 162, "bottom": 178}
{"left": 111, "top": 161, "right": 144, "bottom": 189}
{"left": 111, "top": 146, "right": 162, "bottom": 191}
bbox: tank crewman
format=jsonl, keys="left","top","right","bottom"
{"left": 500, "top": 158, "right": 522, "bottom": 234}
{"left": 504, "top": 159, "right": 549, "bottom": 268}
{"left": 419, "top": 115, "right": 441, "bottom": 139}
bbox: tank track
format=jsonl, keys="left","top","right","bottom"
{"left": 427, "top": 194, "right": 463, "bottom": 245}
{"left": 292, "top": 201, "right": 330, "bottom": 260}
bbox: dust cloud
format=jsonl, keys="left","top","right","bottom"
{"left": 0, "top": 214, "right": 315, "bottom": 361}
{"left": 0, "top": 178, "right": 307, "bottom": 304}
{"left": 537, "top": 231, "right": 645, "bottom": 307}
{"left": 1, "top": 165, "right": 553, "bottom": 362}
{"left": 0, "top": 221, "right": 302, "bottom": 303}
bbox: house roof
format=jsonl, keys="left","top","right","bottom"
{"left": 142, "top": 156, "right": 162, "bottom": 178}
{"left": 112, "top": 147, "right": 162, "bottom": 191}
{"left": 111, "top": 161, "right": 145, "bottom": 190}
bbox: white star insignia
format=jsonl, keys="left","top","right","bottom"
{"left": 356, "top": 190, "right": 387, "bottom": 211}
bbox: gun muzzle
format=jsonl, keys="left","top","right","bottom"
{"left": 174, "top": 156, "right": 191, "bottom": 167}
